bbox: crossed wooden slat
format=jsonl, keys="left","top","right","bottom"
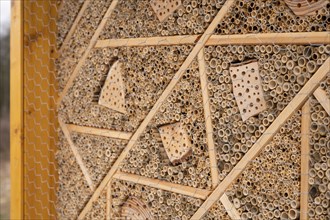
{"left": 57, "top": 0, "right": 330, "bottom": 219}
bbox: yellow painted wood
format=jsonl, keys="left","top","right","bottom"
{"left": 10, "top": 1, "right": 24, "bottom": 219}
{"left": 23, "top": 1, "right": 58, "bottom": 218}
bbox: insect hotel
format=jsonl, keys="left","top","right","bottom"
{"left": 10, "top": 0, "right": 330, "bottom": 219}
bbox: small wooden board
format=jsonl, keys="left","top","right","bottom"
{"left": 284, "top": 0, "right": 328, "bottom": 16}
{"left": 121, "top": 197, "right": 154, "bottom": 220}
{"left": 98, "top": 61, "right": 127, "bottom": 114}
{"left": 150, "top": 0, "right": 182, "bottom": 22}
{"left": 158, "top": 122, "right": 192, "bottom": 165}
{"left": 230, "top": 60, "right": 267, "bottom": 122}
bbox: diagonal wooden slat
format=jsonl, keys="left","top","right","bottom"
{"left": 220, "top": 194, "right": 241, "bottom": 220}
{"left": 66, "top": 124, "right": 132, "bottom": 140}
{"left": 197, "top": 48, "right": 219, "bottom": 188}
{"left": 114, "top": 171, "right": 212, "bottom": 200}
{"left": 106, "top": 181, "right": 112, "bottom": 220}
{"left": 58, "top": 119, "right": 94, "bottom": 191}
{"left": 95, "top": 32, "right": 330, "bottom": 48}
{"left": 190, "top": 57, "right": 330, "bottom": 219}
{"left": 77, "top": 1, "right": 237, "bottom": 218}
{"left": 300, "top": 99, "right": 311, "bottom": 220}
{"left": 313, "top": 86, "right": 330, "bottom": 116}
{"left": 57, "top": 0, "right": 119, "bottom": 107}
{"left": 58, "top": 0, "right": 91, "bottom": 54}
{"left": 198, "top": 48, "right": 241, "bottom": 220}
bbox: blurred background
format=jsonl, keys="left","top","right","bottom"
{"left": 0, "top": 0, "right": 11, "bottom": 219}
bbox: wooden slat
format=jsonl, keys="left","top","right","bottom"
{"left": 113, "top": 171, "right": 211, "bottom": 200}
{"left": 77, "top": 1, "right": 237, "bottom": 218}
{"left": 313, "top": 87, "right": 330, "bottom": 116}
{"left": 190, "top": 58, "right": 330, "bottom": 219}
{"left": 220, "top": 194, "right": 241, "bottom": 220}
{"left": 10, "top": 1, "right": 23, "bottom": 218}
{"left": 57, "top": 0, "right": 119, "bottom": 107}
{"left": 206, "top": 32, "right": 330, "bottom": 45}
{"left": 58, "top": 119, "right": 94, "bottom": 191}
{"left": 197, "top": 49, "right": 219, "bottom": 188}
{"left": 58, "top": 0, "right": 91, "bottom": 54}
{"left": 67, "top": 124, "right": 132, "bottom": 140}
{"left": 95, "top": 35, "right": 199, "bottom": 48}
{"left": 95, "top": 32, "right": 330, "bottom": 48}
{"left": 300, "top": 100, "right": 311, "bottom": 220}
{"left": 106, "top": 181, "right": 112, "bottom": 220}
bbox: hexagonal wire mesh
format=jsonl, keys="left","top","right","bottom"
{"left": 23, "top": 1, "right": 58, "bottom": 219}
{"left": 21, "top": 0, "right": 330, "bottom": 219}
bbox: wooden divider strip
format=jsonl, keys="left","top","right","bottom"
{"left": 59, "top": 119, "right": 94, "bottom": 191}
{"left": 313, "top": 87, "right": 330, "bottom": 116}
{"left": 197, "top": 48, "right": 219, "bottom": 188}
{"left": 220, "top": 194, "right": 241, "bottom": 220}
{"left": 95, "top": 32, "right": 330, "bottom": 48}
{"left": 300, "top": 99, "right": 311, "bottom": 220}
{"left": 67, "top": 124, "right": 132, "bottom": 140}
{"left": 114, "top": 171, "right": 211, "bottom": 200}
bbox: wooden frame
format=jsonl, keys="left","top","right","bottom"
{"left": 12, "top": 0, "right": 330, "bottom": 218}
{"left": 11, "top": 1, "right": 58, "bottom": 218}
{"left": 10, "top": 1, "right": 24, "bottom": 219}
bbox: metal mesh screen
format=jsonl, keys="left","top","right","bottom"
{"left": 23, "top": 1, "right": 58, "bottom": 218}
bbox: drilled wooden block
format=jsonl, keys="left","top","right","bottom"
{"left": 150, "top": 0, "right": 182, "bottom": 22}
{"left": 98, "top": 60, "right": 127, "bottom": 114}
{"left": 284, "top": 0, "right": 328, "bottom": 16}
{"left": 121, "top": 197, "right": 154, "bottom": 220}
{"left": 158, "top": 122, "right": 192, "bottom": 164}
{"left": 230, "top": 60, "right": 267, "bottom": 122}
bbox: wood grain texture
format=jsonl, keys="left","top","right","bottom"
{"left": 95, "top": 35, "right": 199, "bottom": 48}
{"left": 313, "top": 87, "right": 330, "bottom": 116}
{"left": 230, "top": 60, "right": 267, "bottom": 121}
{"left": 190, "top": 57, "right": 330, "bottom": 219}
{"left": 121, "top": 197, "right": 154, "bottom": 220}
{"left": 67, "top": 124, "right": 132, "bottom": 140}
{"left": 98, "top": 61, "right": 127, "bottom": 114}
{"left": 57, "top": 0, "right": 119, "bottom": 107}
{"left": 95, "top": 32, "right": 330, "bottom": 48}
{"left": 158, "top": 122, "right": 192, "bottom": 165}
{"left": 284, "top": 0, "right": 328, "bottom": 16}
{"left": 59, "top": 119, "right": 94, "bottom": 191}
{"left": 206, "top": 32, "right": 330, "bottom": 45}
{"left": 10, "top": 1, "right": 23, "bottom": 218}
{"left": 58, "top": 0, "right": 91, "bottom": 54}
{"left": 114, "top": 171, "right": 211, "bottom": 200}
{"left": 197, "top": 49, "right": 219, "bottom": 188}
{"left": 78, "top": 2, "right": 237, "bottom": 217}
{"left": 106, "top": 181, "right": 112, "bottom": 220}
{"left": 300, "top": 99, "right": 311, "bottom": 220}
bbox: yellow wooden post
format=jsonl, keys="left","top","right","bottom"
{"left": 10, "top": 0, "right": 24, "bottom": 219}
